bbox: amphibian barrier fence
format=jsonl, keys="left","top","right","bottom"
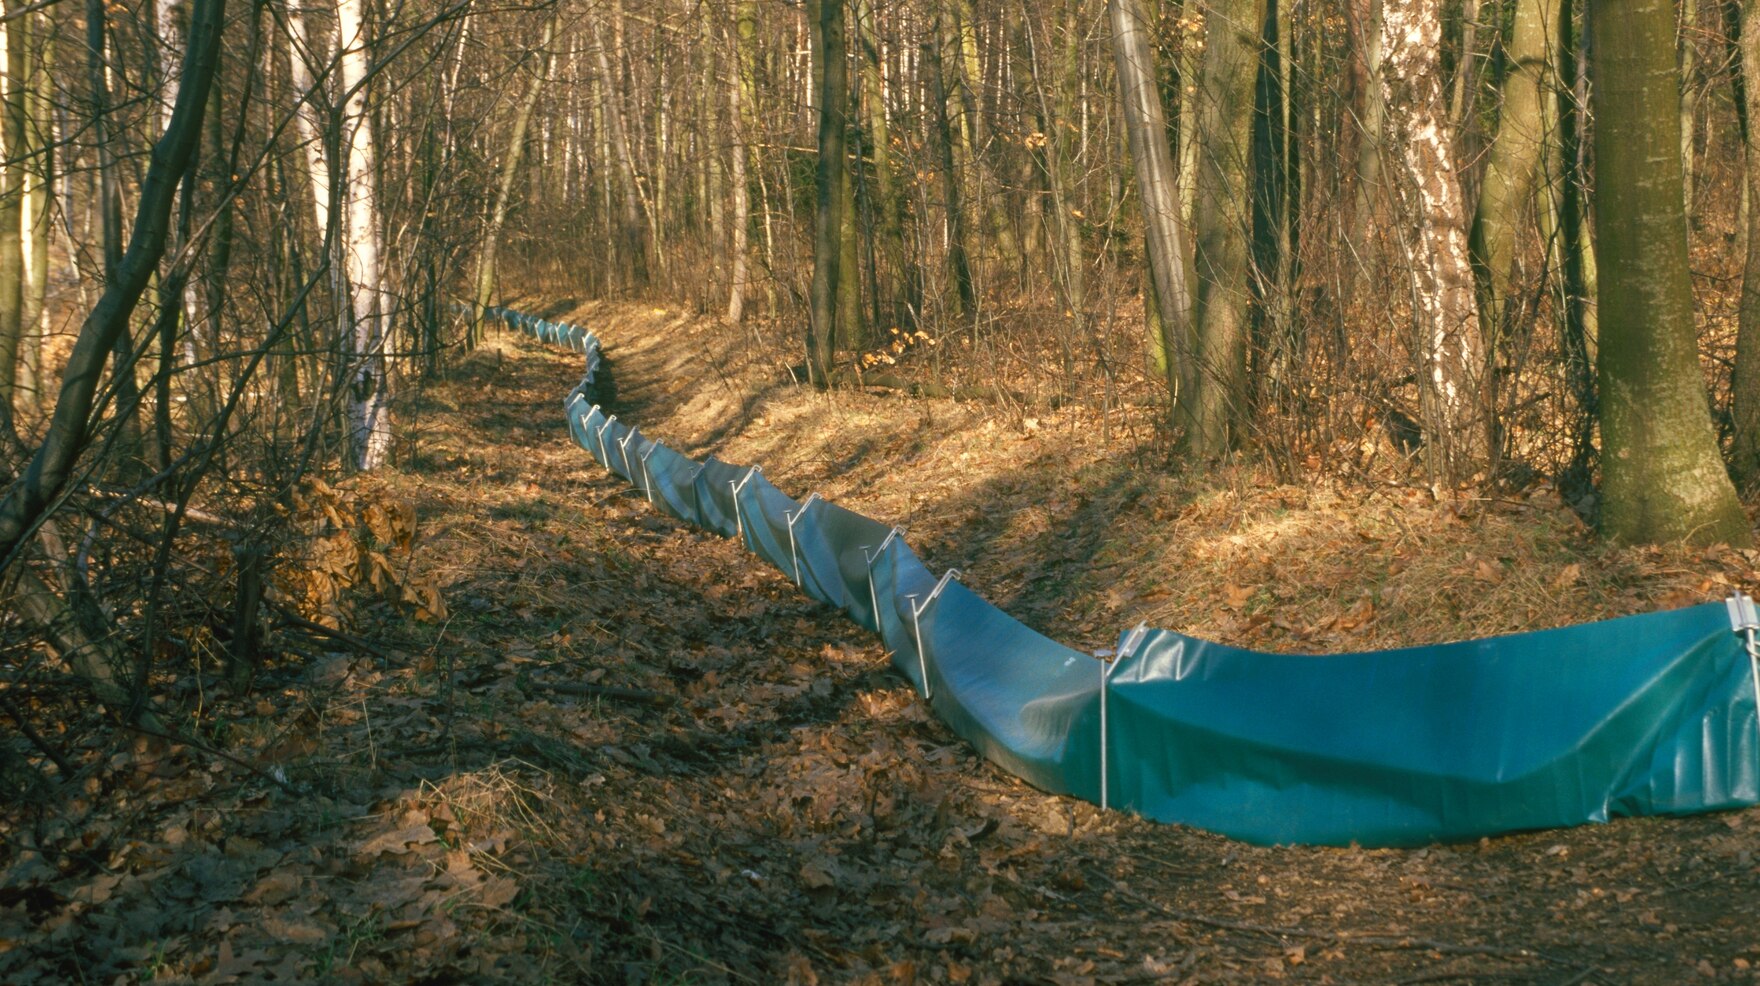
{"left": 484, "top": 304, "right": 1760, "bottom": 847}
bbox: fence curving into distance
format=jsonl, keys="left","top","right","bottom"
{"left": 484, "top": 304, "right": 1760, "bottom": 847}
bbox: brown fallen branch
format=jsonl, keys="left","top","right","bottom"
{"left": 1087, "top": 864, "right": 1582, "bottom": 968}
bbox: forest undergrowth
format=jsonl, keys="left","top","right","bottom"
{"left": 6, "top": 299, "right": 1760, "bottom": 985}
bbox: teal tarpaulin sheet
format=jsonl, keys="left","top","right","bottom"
{"left": 494, "top": 306, "right": 1760, "bottom": 847}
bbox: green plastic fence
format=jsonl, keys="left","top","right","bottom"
{"left": 483, "top": 304, "right": 1760, "bottom": 847}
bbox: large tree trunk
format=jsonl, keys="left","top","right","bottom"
{"left": 472, "top": 13, "right": 559, "bottom": 344}
{"left": 1591, "top": 0, "right": 1748, "bottom": 545}
{"left": 1109, "top": 0, "right": 1195, "bottom": 422}
{"left": 1731, "top": 0, "right": 1760, "bottom": 489}
{"left": 1379, "top": 0, "right": 1487, "bottom": 482}
{"left": 1183, "top": 0, "right": 1266, "bottom": 461}
{"left": 806, "top": 0, "right": 846, "bottom": 385}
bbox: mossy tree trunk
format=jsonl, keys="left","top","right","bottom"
{"left": 1591, "top": 0, "right": 1749, "bottom": 545}
{"left": 1181, "top": 0, "right": 1266, "bottom": 460}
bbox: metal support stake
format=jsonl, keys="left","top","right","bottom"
{"left": 617, "top": 430, "right": 638, "bottom": 478}
{"left": 639, "top": 446, "right": 658, "bottom": 505}
{"left": 729, "top": 466, "right": 760, "bottom": 541}
{"left": 594, "top": 414, "right": 617, "bottom": 464}
{"left": 785, "top": 493, "right": 822, "bottom": 586}
{"left": 906, "top": 569, "right": 961, "bottom": 702}
{"left": 1728, "top": 592, "right": 1760, "bottom": 735}
{"left": 861, "top": 528, "right": 904, "bottom": 635}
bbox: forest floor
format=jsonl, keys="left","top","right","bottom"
{"left": 9, "top": 299, "right": 1760, "bottom": 985}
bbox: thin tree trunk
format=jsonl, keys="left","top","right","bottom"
{"left": 1379, "top": 0, "right": 1487, "bottom": 481}
{"left": 1729, "top": 0, "right": 1760, "bottom": 488}
{"left": 19, "top": 9, "right": 47, "bottom": 411}
{"left": 1109, "top": 0, "right": 1195, "bottom": 421}
{"left": 1591, "top": 0, "right": 1748, "bottom": 545}
{"left": 726, "top": 0, "right": 755, "bottom": 323}
{"left": 0, "top": 0, "right": 225, "bottom": 568}
{"left": 807, "top": 0, "right": 846, "bottom": 384}
{"left": 925, "top": 26, "right": 974, "bottom": 322}
{"left": 472, "top": 13, "right": 559, "bottom": 343}
{"left": 592, "top": 19, "right": 649, "bottom": 290}
{"left": 1351, "top": 0, "right": 1385, "bottom": 247}
{"left": 0, "top": 7, "right": 24, "bottom": 432}
{"left": 336, "top": 0, "right": 390, "bottom": 470}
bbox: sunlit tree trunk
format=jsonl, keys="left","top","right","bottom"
{"left": 726, "top": 0, "right": 756, "bottom": 323}
{"left": 472, "top": 13, "right": 558, "bottom": 344}
{"left": 1591, "top": 0, "right": 1748, "bottom": 545}
{"left": 0, "top": 8, "right": 23, "bottom": 432}
{"left": 1110, "top": 0, "right": 1195, "bottom": 422}
{"left": 1379, "top": 0, "right": 1487, "bottom": 481}
{"left": 336, "top": 0, "right": 390, "bottom": 470}
{"left": 18, "top": 10, "right": 47, "bottom": 410}
{"left": 1473, "top": 0, "right": 1560, "bottom": 340}
{"left": 1182, "top": 0, "right": 1265, "bottom": 460}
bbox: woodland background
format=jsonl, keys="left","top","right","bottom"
{"left": 1, "top": 0, "right": 1760, "bottom": 981}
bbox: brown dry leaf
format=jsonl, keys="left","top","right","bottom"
{"left": 1223, "top": 583, "right": 1254, "bottom": 610}
{"left": 262, "top": 915, "right": 330, "bottom": 945}
{"left": 1553, "top": 563, "right": 1582, "bottom": 589}
{"left": 478, "top": 876, "right": 520, "bottom": 909}
{"left": 800, "top": 859, "right": 837, "bottom": 889}
{"left": 356, "top": 823, "right": 438, "bottom": 857}
{"left": 1474, "top": 558, "right": 1503, "bottom": 584}
{"left": 244, "top": 871, "right": 301, "bottom": 906}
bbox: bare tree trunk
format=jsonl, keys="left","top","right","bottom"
{"left": 1379, "top": 0, "right": 1487, "bottom": 481}
{"left": 1351, "top": 0, "right": 1385, "bottom": 246}
{"left": 18, "top": 10, "right": 47, "bottom": 411}
{"left": 1729, "top": 0, "right": 1760, "bottom": 488}
{"left": 1183, "top": 0, "right": 1266, "bottom": 460}
{"left": 1591, "top": 0, "right": 1748, "bottom": 545}
{"left": 1473, "top": 0, "right": 1561, "bottom": 340}
{"left": 726, "top": 0, "right": 755, "bottom": 323}
{"left": 1109, "top": 0, "right": 1195, "bottom": 422}
{"left": 807, "top": 0, "right": 846, "bottom": 384}
{"left": 0, "top": 7, "right": 24, "bottom": 433}
{"left": 925, "top": 26, "right": 974, "bottom": 322}
{"left": 472, "top": 13, "right": 559, "bottom": 343}
{"left": 336, "top": 0, "right": 390, "bottom": 470}
{"left": 592, "top": 18, "right": 649, "bottom": 289}
{"left": 0, "top": 0, "right": 225, "bottom": 568}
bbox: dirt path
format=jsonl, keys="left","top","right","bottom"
{"left": 5, "top": 302, "right": 1758, "bottom": 984}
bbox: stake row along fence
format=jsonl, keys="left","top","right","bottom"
{"left": 484, "top": 304, "right": 1760, "bottom": 847}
